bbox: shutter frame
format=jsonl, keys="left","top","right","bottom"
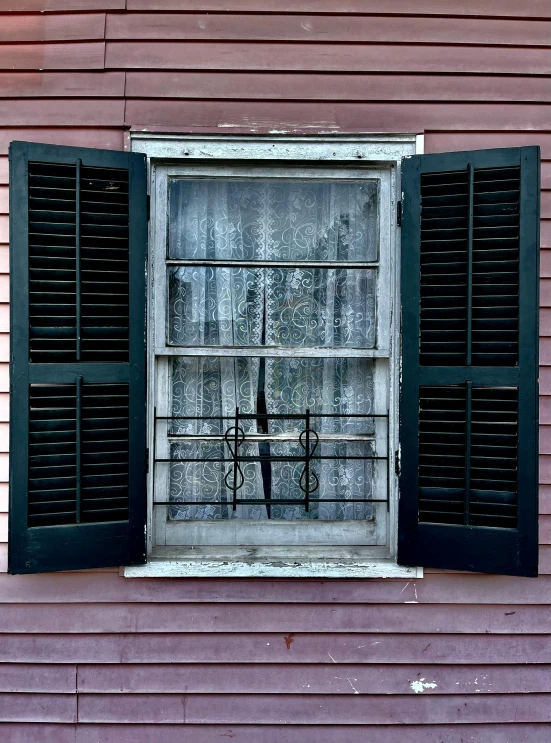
{"left": 8, "top": 141, "right": 148, "bottom": 574}
{"left": 398, "top": 146, "right": 540, "bottom": 577}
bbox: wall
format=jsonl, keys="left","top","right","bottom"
{"left": 0, "top": 1, "right": 550, "bottom": 740}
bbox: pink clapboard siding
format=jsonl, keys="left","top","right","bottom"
{"left": 0, "top": 2, "right": 550, "bottom": 741}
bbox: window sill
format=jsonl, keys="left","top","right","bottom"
{"left": 123, "top": 553, "right": 423, "bottom": 579}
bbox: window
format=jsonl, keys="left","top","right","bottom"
{"left": 8, "top": 137, "right": 540, "bottom": 578}
{"left": 140, "top": 135, "right": 413, "bottom": 576}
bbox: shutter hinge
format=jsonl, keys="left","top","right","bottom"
{"left": 396, "top": 200, "right": 402, "bottom": 226}
{"left": 146, "top": 193, "right": 151, "bottom": 221}
{"left": 395, "top": 449, "right": 401, "bottom": 477}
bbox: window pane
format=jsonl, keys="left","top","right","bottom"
{"left": 168, "top": 440, "right": 375, "bottom": 521}
{"left": 169, "top": 179, "right": 379, "bottom": 262}
{"left": 168, "top": 266, "right": 376, "bottom": 348}
{"left": 170, "top": 356, "right": 375, "bottom": 436}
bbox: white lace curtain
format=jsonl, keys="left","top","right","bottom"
{"left": 168, "top": 179, "right": 378, "bottom": 520}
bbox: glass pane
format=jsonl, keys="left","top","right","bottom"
{"left": 168, "top": 440, "right": 375, "bottom": 521}
{"left": 168, "top": 266, "right": 376, "bottom": 347}
{"left": 170, "top": 356, "right": 375, "bottom": 436}
{"left": 169, "top": 179, "right": 379, "bottom": 262}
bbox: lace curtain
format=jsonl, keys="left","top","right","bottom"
{"left": 168, "top": 179, "right": 378, "bottom": 520}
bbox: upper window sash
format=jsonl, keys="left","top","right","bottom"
{"left": 152, "top": 164, "right": 393, "bottom": 358}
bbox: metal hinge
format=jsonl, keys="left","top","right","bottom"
{"left": 146, "top": 193, "right": 151, "bottom": 221}
{"left": 396, "top": 200, "right": 402, "bottom": 226}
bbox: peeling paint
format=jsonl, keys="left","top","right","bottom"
{"left": 410, "top": 678, "right": 437, "bottom": 694}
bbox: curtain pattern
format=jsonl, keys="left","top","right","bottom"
{"left": 167, "top": 179, "right": 378, "bottom": 520}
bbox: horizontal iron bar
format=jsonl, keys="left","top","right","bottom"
{"left": 154, "top": 499, "right": 388, "bottom": 505}
{"left": 155, "top": 456, "right": 387, "bottom": 463}
{"left": 156, "top": 413, "right": 388, "bottom": 420}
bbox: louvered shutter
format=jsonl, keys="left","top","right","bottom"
{"left": 8, "top": 141, "right": 147, "bottom": 574}
{"left": 398, "top": 147, "right": 540, "bottom": 577}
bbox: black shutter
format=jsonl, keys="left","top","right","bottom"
{"left": 398, "top": 147, "right": 540, "bottom": 577}
{"left": 8, "top": 141, "right": 147, "bottom": 574}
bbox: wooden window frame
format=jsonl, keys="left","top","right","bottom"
{"left": 126, "top": 133, "right": 423, "bottom": 579}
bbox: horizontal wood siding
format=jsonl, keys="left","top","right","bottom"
{"left": 0, "top": 2, "right": 550, "bottom": 740}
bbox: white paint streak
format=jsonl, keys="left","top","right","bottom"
{"left": 328, "top": 653, "right": 338, "bottom": 664}
{"left": 410, "top": 678, "right": 437, "bottom": 694}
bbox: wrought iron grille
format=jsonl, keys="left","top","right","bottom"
{"left": 153, "top": 409, "right": 390, "bottom": 516}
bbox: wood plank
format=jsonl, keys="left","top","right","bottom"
{"left": 0, "top": 248, "right": 9, "bottom": 274}
{"left": 539, "top": 367, "right": 551, "bottom": 394}
{"left": 1, "top": 572, "right": 550, "bottom": 604}
{"left": 0, "top": 426, "right": 9, "bottom": 456}
{"left": 540, "top": 455, "right": 551, "bottom": 482}
{"left": 0, "top": 393, "right": 8, "bottom": 423}
{"left": 0, "top": 13, "right": 105, "bottom": 42}
{"left": 1, "top": 100, "right": 125, "bottom": 127}
{"left": 426, "top": 132, "right": 551, "bottom": 159}
{"left": 543, "top": 162, "right": 551, "bottom": 190}
{"left": 0, "top": 604, "right": 547, "bottom": 634}
{"left": 0, "top": 363, "right": 8, "bottom": 392}
{"left": 539, "top": 545, "right": 551, "bottom": 572}
{"left": 77, "top": 662, "right": 551, "bottom": 695}
{"left": 0, "top": 43, "right": 105, "bottom": 71}
{"left": 124, "top": 1, "right": 551, "bottom": 18}
{"left": 0, "top": 159, "right": 7, "bottom": 186}
{"left": 125, "top": 72, "right": 551, "bottom": 103}
{"left": 0, "top": 486, "right": 7, "bottom": 514}
{"left": 540, "top": 337, "right": 551, "bottom": 364}
{"left": 541, "top": 251, "right": 551, "bottom": 279}
{"left": 0, "top": 188, "right": 6, "bottom": 214}
{"left": 3, "top": 1, "right": 124, "bottom": 8}
{"left": 0, "top": 335, "right": 8, "bottom": 364}
{"left": 540, "top": 280, "right": 551, "bottom": 309}
{"left": 107, "top": 14, "right": 551, "bottom": 45}
{"left": 543, "top": 220, "right": 551, "bottom": 249}
{"left": 106, "top": 42, "right": 551, "bottom": 75}
{"left": 540, "top": 486, "right": 551, "bottom": 514}
{"left": 125, "top": 100, "right": 551, "bottom": 132}
{"left": 0, "top": 693, "right": 76, "bottom": 723}
{"left": 0, "top": 515, "right": 7, "bottom": 542}
{"left": 0, "top": 664, "right": 75, "bottom": 693}
{"left": 69, "top": 723, "right": 551, "bottom": 743}
{"left": 541, "top": 515, "right": 551, "bottom": 543}
{"left": 1, "top": 571, "right": 551, "bottom": 604}
{"left": 540, "top": 396, "right": 551, "bottom": 424}
{"left": 2, "top": 632, "right": 548, "bottom": 664}
{"left": 0, "top": 128, "right": 123, "bottom": 155}
{"left": 78, "top": 691, "right": 551, "bottom": 724}
{"left": 542, "top": 191, "right": 551, "bottom": 219}
{"left": 0, "top": 72, "right": 124, "bottom": 98}
{"left": 0, "top": 218, "right": 7, "bottom": 245}
{"left": 0, "top": 724, "right": 75, "bottom": 743}
{"left": 0, "top": 546, "right": 6, "bottom": 573}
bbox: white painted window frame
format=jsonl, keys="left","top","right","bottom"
{"left": 125, "top": 133, "right": 424, "bottom": 579}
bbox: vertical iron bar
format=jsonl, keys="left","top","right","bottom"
{"left": 464, "top": 380, "right": 472, "bottom": 526}
{"left": 305, "top": 408, "right": 310, "bottom": 513}
{"left": 467, "top": 162, "right": 474, "bottom": 366}
{"left": 232, "top": 407, "right": 240, "bottom": 511}
{"left": 76, "top": 375, "right": 82, "bottom": 524}
{"left": 75, "top": 158, "right": 82, "bottom": 362}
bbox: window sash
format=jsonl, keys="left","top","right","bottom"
{"left": 150, "top": 162, "right": 395, "bottom": 548}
